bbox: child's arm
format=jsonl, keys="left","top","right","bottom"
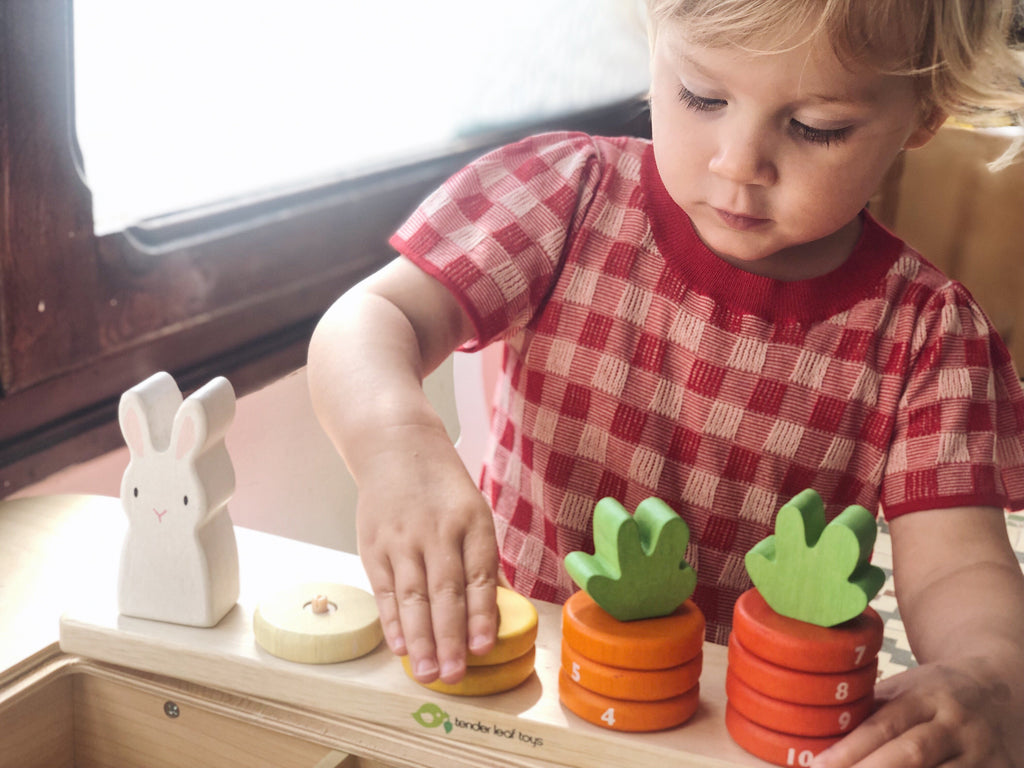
{"left": 307, "top": 256, "right": 500, "bottom": 685}
{"left": 814, "top": 505, "right": 1024, "bottom": 768}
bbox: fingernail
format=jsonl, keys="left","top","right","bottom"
{"left": 440, "top": 660, "right": 462, "bottom": 680}
{"left": 415, "top": 659, "right": 438, "bottom": 678}
{"left": 469, "top": 634, "right": 490, "bottom": 653}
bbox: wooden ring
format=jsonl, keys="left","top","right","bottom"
{"left": 401, "top": 645, "right": 535, "bottom": 696}
{"left": 558, "top": 668, "right": 700, "bottom": 732}
{"left": 725, "top": 703, "right": 842, "bottom": 766}
{"left": 467, "top": 586, "right": 538, "bottom": 667}
{"left": 728, "top": 633, "right": 876, "bottom": 706}
{"left": 561, "top": 639, "right": 701, "bottom": 701}
{"left": 726, "top": 670, "right": 873, "bottom": 737}
{"left": 732, "top": 588, "right": 882, "bottom": 673}
{"left": 253, "top": 582, "right": 383, "bottom": 664}
{"left": 562, "top": 590, "right": 704, "bottom": 670}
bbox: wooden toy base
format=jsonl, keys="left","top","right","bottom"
{"left": 53, "top": 506, "right": 785, "bottom": 767}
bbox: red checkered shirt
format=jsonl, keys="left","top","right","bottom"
{"left": 391, "top": 132, "right": 1024, "bottom": 643}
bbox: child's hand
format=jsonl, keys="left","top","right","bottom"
{"left": 813, "top": 505, "right": 1024, "bottom": 768}
{"left": 812, "top": 659, "right": 1021, "bottom": 767}
{"left": 307, "top": 256, "right": 504, "bottom": 686}
{"left": 355, "top": 427, "right": 501, "bottom": 685}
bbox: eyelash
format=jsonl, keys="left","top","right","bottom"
{"left": 676, "top": 85, "right": 851, "bottom": 147}
{"left": 677, "top": 84, "right": 723, "bottom": 112}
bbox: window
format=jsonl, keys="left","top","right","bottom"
{"left": 0, "top": 0, "right": 652, "bottom": 494}
{"left": 74, "top": 1, "right": 650, "bottom": 236}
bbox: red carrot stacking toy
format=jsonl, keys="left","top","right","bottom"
{"left": 725, "top": 489, "right": 885, "bottom": 766}
{"left": 560, "top": 497, "right": 704, "bottom": 732}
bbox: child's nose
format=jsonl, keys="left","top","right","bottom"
{"left": 708, "top": 123, "right": 777, "bottom": 186}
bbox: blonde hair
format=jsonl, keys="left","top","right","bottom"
{"left": 644, "top": 0, "right": 1024, "bottom": 165}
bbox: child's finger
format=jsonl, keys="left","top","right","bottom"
{"left": 420, "top": 534, "right": 472, "bottom": 682}
{"left": 423, "top": 564, "right": 471, "bottom": 684}
{"left": 811, "top": 685, "right": 1013, "bottom": 768}
{"left": 390, "top": 553, "right": 441, "bottom": 683}
{"left": 364, "top": 557, "right": 407, "bottom": 657}
{"left": 812, "top": 715, "right": 947, "bottom": 767}
{"left": 462, "top": 532, "right": 500, "bottom": 657}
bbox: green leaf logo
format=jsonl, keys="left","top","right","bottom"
{"left": 564, "top": 497, "right": 697, "bottom": 621}
{"left": 411, "top": 703, "right": 450, "bottom": 731}
{"left": 745, "top": 489, "right": 885, "bottom": 627}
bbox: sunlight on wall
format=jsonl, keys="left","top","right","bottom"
{"left": 74, "top": 0, "right": 650, "bottom": 236}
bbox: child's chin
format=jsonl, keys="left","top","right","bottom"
{"left": 697, "top": 233, "right": 780, "bottom": 268}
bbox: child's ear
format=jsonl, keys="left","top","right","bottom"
{"left": 903, "top": 107, "right": 947, "bottom": 150}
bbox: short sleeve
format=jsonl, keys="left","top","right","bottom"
{"left": 882, "top": 281, "right": 1024, "bottom": 516}
{"left": 388, "top": 132, "right": 604, "bottom": 350}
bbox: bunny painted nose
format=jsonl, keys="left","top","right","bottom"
{"left": 153, "top": 508, "right": 168, "bottom": 523}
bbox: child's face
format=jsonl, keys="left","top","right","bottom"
{"left": 650, "top": 23, "right": 930, "bottom": 280}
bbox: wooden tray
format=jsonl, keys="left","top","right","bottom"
{"left": 60, "top": 527, "right": 768, "bottom": 767}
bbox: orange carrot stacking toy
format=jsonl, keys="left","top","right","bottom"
{"left": 560, "top": 497, "right": 704, "bottom": 732}
{"left": 725, "top": 489, "right": 885, "bottom": 766}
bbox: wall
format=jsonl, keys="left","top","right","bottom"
{"left": 11, "top": 355, "right": 489, "bottom": 554}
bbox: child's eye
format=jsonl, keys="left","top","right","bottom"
{"left": 790, "top": 120, "right": 851, "bottom": 147}
{"left": 678, "top": 84, "right": 725, "bottom": 112}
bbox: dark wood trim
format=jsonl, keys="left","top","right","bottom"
{"left": 0, "top": 0, "right": 652, "bottom": 495}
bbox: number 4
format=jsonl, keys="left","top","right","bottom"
{"left": 601, "top": 707, "right": 616, "bottom": 727}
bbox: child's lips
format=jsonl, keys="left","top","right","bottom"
{"left": 712, "top": 206, "right": 771, "bottom": 231}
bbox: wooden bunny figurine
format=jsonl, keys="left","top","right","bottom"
{"left": 117, "top": 371, "right": 240, "bottom": 627}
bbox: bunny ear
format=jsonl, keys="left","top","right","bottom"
{"left": 172, "top": 377, "right": 236, "bottom": 461}
{"left": 119, "top": 371, "right": 183, "bottom": 457}
{"left": 175, "top": 412, "right": 199, "bottom": 460}
{"left": 120, "top": 402, "right": 147, "bottom": 457}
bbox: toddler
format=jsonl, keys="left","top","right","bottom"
{"left": 309, "top": 1, "right": 1024, "bottom": 765}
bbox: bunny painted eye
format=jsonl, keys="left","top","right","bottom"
{"left": 183, "top": 495, "right": 189, "bottom": 506}
{"left": 133, "top": 487, "right": 139, "bottom": 498}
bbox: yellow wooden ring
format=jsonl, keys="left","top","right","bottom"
{"left": 467, "top": 586, "right": 538, "bottom": 666}
{"left": 402, "top": 645, "right": 536, "bottom": 696}
{"left": 253, "top": 582, "right": 383, "bottom": 664}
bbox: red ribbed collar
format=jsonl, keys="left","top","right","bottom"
{"left": 641, "top": 144, "right": 904, "bottom": 323}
